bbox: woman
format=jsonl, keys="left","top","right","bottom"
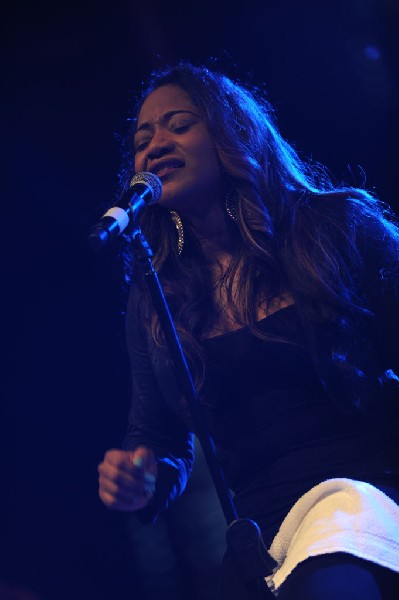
{"left": 98, "top": 61, "right": 399, "bottom": 598}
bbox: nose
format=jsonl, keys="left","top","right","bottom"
{"left": 147, "top": 127, "right": 174, "bottom": 160}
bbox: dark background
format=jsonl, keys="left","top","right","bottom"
{"left": 2, "top": 1, "right": 399, "bottom": 599}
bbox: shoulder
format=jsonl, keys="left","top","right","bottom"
{"left": 306, "top": 189, "right": 399, "bottom": 261}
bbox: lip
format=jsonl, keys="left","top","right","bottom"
{"left": 150, "top": 159, "right": 184, "bottom": 179}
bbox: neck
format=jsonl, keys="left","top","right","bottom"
{"left": 186, "top": 202, "right": 237, "bottom": 258}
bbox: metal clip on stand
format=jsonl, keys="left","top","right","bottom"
{"left": 130, "top": 229, "right": 277, "bottom": 599}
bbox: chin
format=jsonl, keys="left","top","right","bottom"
{"left": 158, "top": 195, "right": 179, "bottom": 210}
{"left": 158, "top": 189, "right": 188, "bottom": 211}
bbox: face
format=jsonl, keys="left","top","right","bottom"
{"left": 133, "top": 84, "right": 224, "bottom": 216}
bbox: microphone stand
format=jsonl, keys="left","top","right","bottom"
{"left": 129, "top": 228, "right": 277, "bottom": 599}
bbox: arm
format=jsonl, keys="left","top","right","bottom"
{"left": 99, "top": 282, "right": 194, "bottom": 523}
{"left": 359, "top": 212, "right": 399, "bottom": 375}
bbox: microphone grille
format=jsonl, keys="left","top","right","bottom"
{"left": 130, "top": 171, "right": 162, "bottom": 204}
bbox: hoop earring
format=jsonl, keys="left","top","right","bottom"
{"left": 225, "top": 189, "right": 239, "bottom": 223}
{"left": 170, "top": 210, "right": 184, "bottom": 255}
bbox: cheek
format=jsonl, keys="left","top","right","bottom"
{"left": 199, "top": 146, "right": 222, "bottom": 180}
{"left": 134, "top": 154, "right": 144, "bottom": 173}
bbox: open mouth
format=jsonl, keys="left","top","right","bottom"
{"left": 157, "top": 166, "right": 181, "bottom": 180}
{"left": 152, "top": 160, "right": 183, "bottom": 180}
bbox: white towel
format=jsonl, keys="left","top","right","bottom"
{"left": 265, "top": 478, "right": 399, "bottom": 595}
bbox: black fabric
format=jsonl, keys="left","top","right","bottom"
{"left": 277, "top": 553, "right": 399, "bottom": 600}
{"left": 122, "top": 273, "right": 399, "bottom": 529}
{"left": 218, "top": 552, "right": 399, "bottom": 600}
{"left": 200, "top": 305, "right": 399, "bottom": 547}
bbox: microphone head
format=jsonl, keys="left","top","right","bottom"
{"left": 130, "top": 171, "right": 162, "bottom": 205}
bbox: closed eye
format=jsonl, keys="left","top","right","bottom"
{"left": 171, "top": 124, "right": 191, "bottom": 134}
{"left": 134, "top": 140, "right": 150, "bottom": 153}
{"left": 134, "top": 124, "right": 193, "bottom": 153}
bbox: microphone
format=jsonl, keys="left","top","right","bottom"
{"left": 87, "top": 171, "right": 162, "bottom": 250}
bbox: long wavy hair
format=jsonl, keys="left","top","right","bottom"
{"left": 118, "top": 61, "right": 399, "bottom": 411}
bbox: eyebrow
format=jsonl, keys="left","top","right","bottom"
{"left": 134, "top": 110, "right": 201, "bottom": 137}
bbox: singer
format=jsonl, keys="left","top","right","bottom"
{"left": 97, "top": 61, "right": 399, "bottom": 599}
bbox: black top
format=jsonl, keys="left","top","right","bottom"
{"left": 196, "top": 305, "right": 399, "bottom": 545}
{"left": 122, "top": 203, "right": 399, "bottom": 561}
{"left": 124, "top": 296, "right": 399, "bottom": 544}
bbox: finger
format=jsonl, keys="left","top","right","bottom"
{"left": 102, "top": 449, "right": 133, "bottom": 473}
{"left": 98, "top": 473, "right": 151, "bottom": 502}
{"left": 127, "top": 446, "right": 156, "bottom": 469}
{"left": 99, "top": 487, "right": 150, "bottom": 512}
{"left": 127, "top": 448, "right": 157, "bottom": 494}
{"left": 99, "top": 448, "right": 157, "bottom": 495}
{"left": 98, "top": 460, "right": 138, "bottom": 491}
{"left": 102, "top": 448, "right": 155, "bottom": 479}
